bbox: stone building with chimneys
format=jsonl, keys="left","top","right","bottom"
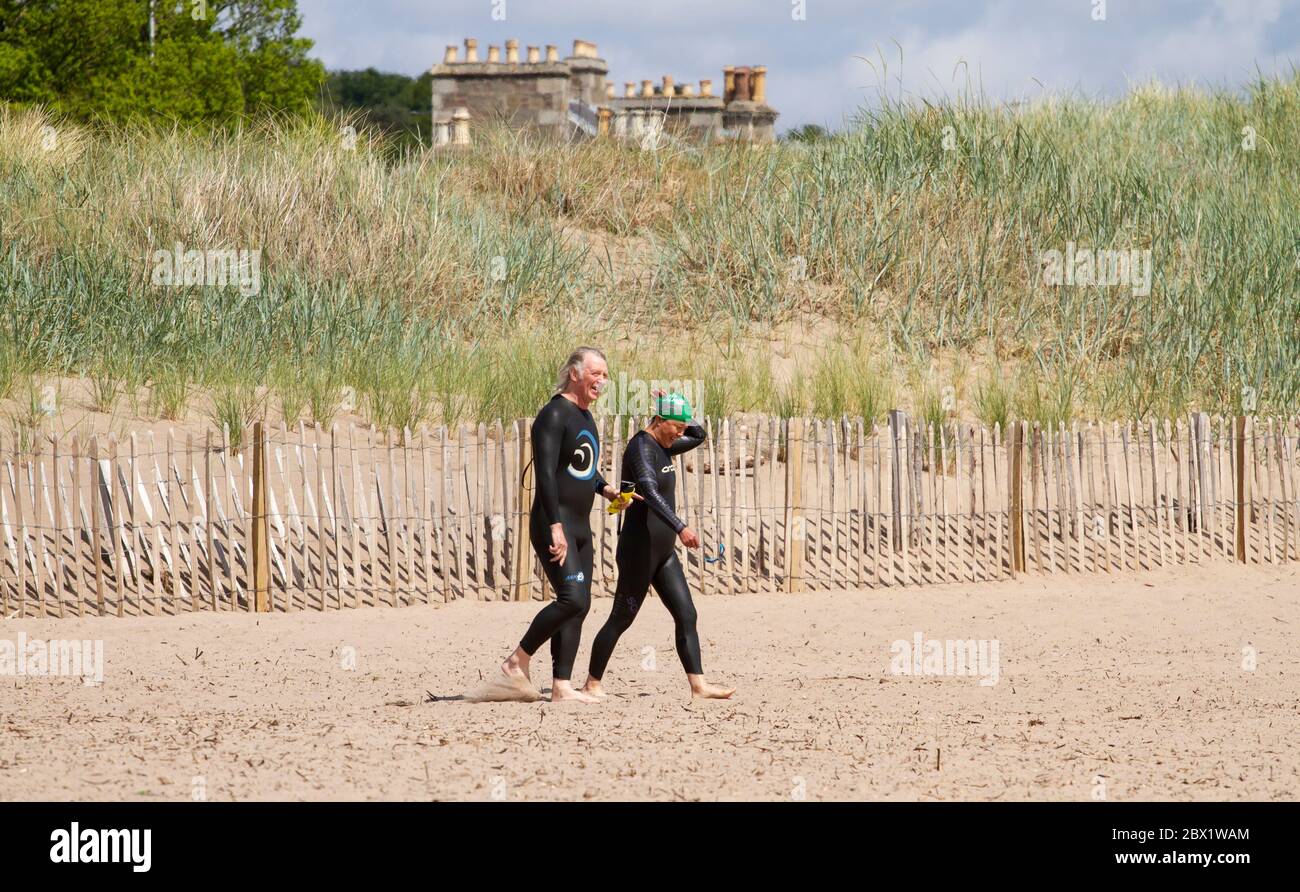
{"left": 428, "top": 38, "right": 778, "bottom": 146}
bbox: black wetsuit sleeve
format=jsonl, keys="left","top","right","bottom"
{"left": 592, "top": 470, "right": 608, "bottom": 495}
{"left": 666, "top": 422, "right": 707, "bottom": 456}
{"left": 628, "top": 436, "right": 687, "bottom": 534}
{"left": 531, "top": 407, "right": 563, "bottom": 526}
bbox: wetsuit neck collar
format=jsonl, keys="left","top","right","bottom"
{"left": 554, "top": 392, "right": 592, "bottom": 414}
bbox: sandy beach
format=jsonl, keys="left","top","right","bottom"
{"left": 2, "top": 562, "right": 1296, "bottom": 801}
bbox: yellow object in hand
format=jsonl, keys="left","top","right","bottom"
{"left": 607, "top": 490, "right": 635, "bottom": 514}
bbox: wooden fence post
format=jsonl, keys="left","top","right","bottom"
{"left": 1191, "top": 412, "right": 1210, "bottom": 556}
{"left": 1235, "top": 415, "right": 1248, "bottom": 562}
{"left": 888, "top": 410, "right": 907, "bottom": 551}
{"left": 783, "top": 417, "right": 805, "bottom": 592}
{"left": 88, "top": 436, "right": 106, "bottom": 617}
{"left": 1009, "top": 420, "right": 1026, "bottom": 575}
{"left": 512, "top": 418, "right": 534, "bottom": 601}
{"left": 251, "top": 421, "right": 271, "bottom": 611}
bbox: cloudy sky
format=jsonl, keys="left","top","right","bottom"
{"left": 297, "top": 0, "right": 1300, "bottom": 132}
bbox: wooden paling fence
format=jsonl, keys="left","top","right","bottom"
{"left": 2, "top": 413, "right": 1297, "bottom": 618}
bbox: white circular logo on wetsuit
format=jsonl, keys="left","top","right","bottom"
{"left": 566, "top": 429, "right": 598, "bottom": 480}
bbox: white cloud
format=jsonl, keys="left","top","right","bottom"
{"left": 296, "top": 0, "right": 1300, "bottom": 130}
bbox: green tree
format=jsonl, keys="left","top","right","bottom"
{"left": 0, "top": 0, "right": 324, "bottom": 121}
{"left": 784, "top": 123, "right": 829, "bottom": 143}
{"left": 319, "top": 68, "right": 431, "bottom": 146}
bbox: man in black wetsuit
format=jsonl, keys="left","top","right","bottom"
{"left": 498, "top": 346, "right": 635, "bottom": 703}
{"left": 582, "top": 392, "right": 735, "bottom": 700}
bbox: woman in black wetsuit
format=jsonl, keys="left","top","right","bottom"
{"left": 582, "top": 392, "right": 735, "bottom": 700}
{"left": 497, "top": 346, "right": 636, "bottom": 703}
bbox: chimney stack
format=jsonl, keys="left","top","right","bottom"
{"left": 662, "top": 75, "right": 675, "bottom": 98}
{"left": 526, "top": 45, "right": 540, "bottom": 63}
{"left": 641, "top": 79, "right": 655, "bottom": 98}
{"left": 486, "top": 45, "right": 501, "bottom": 63}
{"left": 699, "top": 79, "right": 713, "bottom": 98}
{"left": 464, "top": 38, "right": 478, "bottom": 63}
{"left": 733, "top": 66, "right": 751, "bottom": 102}
{"left": 752, "top": 66, "right": 767, "bottom": 103}
{"left": 545, "top": 45, "right": 559, "bottom": 62}
{"left": 680, "top": 83, "right": 696, "bottom": 98}
{"left": 625, "top": 81, "right": 637, "bottom": 98}
{"left": 505, "top": 39, "right": 519, "bottom": 64}
{"left": 605, "top": 81, "right": 616, "bottom": 100}
{"left": 723, "top": 66, "right": 736, "bottom": 102}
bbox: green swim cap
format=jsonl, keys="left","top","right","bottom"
{"left": 655, "top": 392, "right": 692, "bottom": 422}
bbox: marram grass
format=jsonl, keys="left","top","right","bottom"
{"left": 1, "top": 76, "right": 1298, "bottom": 432}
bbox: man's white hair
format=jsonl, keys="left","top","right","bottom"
{"left": 554, "top": 346, "right": 607, "bottom": 396}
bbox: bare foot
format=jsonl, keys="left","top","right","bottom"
{"left": 551, "top": 680, "right": 600, "bottom": 703}
{"left": 689, "top": 677, "right": 735, "bottom": 699}
{"left": 580, "top": 679, "right": 607, "bottom": 699}
{"left": 502, "top": 648, "right": 531, "bottom": 684}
